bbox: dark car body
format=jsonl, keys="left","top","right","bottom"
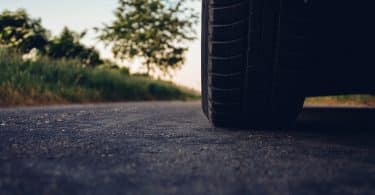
{"left": 201, "top": 0, "right": 375, "bottom": 128}
{"left": 286, "top": 1, "right": 375, "bottom": 96}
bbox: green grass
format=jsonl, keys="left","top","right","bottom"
{"left": 0, "top": 48, "right": 199, "bottom": 106}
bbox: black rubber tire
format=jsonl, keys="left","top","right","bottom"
{"left": 202, "top": 0, "right": 308, "bottom": 129}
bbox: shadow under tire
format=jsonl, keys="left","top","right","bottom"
{"left": 202, "top": 0, "right": 305, "bottom": 129}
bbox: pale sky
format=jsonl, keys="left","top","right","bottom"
{"left": 0, "top": 0, "right": 202, "bottom": 90}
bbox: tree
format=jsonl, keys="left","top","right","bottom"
{"left": 0, "top": 9, "right": 49, "bottom": 53}
{"left": 97, "top": 0, "right": 198, "bottom": 76}
{"left": 47, "top": 27, "right": 102, "bottom": 67}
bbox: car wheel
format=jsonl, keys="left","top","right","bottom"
{"left": 202, "top": 0, "right": 307, "bottom": 128}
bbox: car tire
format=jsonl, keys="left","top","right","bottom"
{"left": 202, "top": 0, "right": 307, "bottom": 129}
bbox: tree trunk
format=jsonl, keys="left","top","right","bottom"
{"left": 146, "top": 62, "right": 151, "bottom": 76}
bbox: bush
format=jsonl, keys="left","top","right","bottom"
{"left": 0, "top": 48, "right": 199, "bottom": 106}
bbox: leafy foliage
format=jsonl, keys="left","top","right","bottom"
{"left": 0, "top": 10, "right": 102, "bottom": 67}
{"left": 98, "top": 0, "right": 198, "bottom": 75}
{"left": 0, "top": 9, "right": 49, "bottom": 53}
{"left": 47, "top": 27, "right": 102, "bottom": 67}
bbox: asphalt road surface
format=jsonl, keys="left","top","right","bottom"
{"left": 1, "top": 101, "right": 375, "bottom": 195}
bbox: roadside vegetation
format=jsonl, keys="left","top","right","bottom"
{"left": 97, "top": 0, "right": 198, "bottom": 76}
{"left": 0, "top": 3, "right": 199, "bottom": 107}
{"left": 0, "top": 48, "right": 199, "bottom": 107}
{"left": 305, "top": 95, "right": 375, "bottom": 106}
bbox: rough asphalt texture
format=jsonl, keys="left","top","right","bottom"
{"left": 0, "top": 102, "right": 375, "bottom": 195}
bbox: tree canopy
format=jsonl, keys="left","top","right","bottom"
{"left": 0, "top": 9, "right": 49, "bottom": 53}
{"left": 47, "top": 27, "right": 102, "bottom": 67}
{"left": 98, "top": 0, "right": 198, "bottom": 76}
{"left": 0, "top": 10, "right": 102, "bottom": 67}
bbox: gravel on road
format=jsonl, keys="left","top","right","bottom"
{"left": 0, "top": 102, "right": 375, "bottom": 195}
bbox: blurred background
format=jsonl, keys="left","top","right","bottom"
{"left": 0, "top": 0, "right": 201, "bottom": 106}
{"left": 0, "top": 0, "right": 373, "bottom": 107}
